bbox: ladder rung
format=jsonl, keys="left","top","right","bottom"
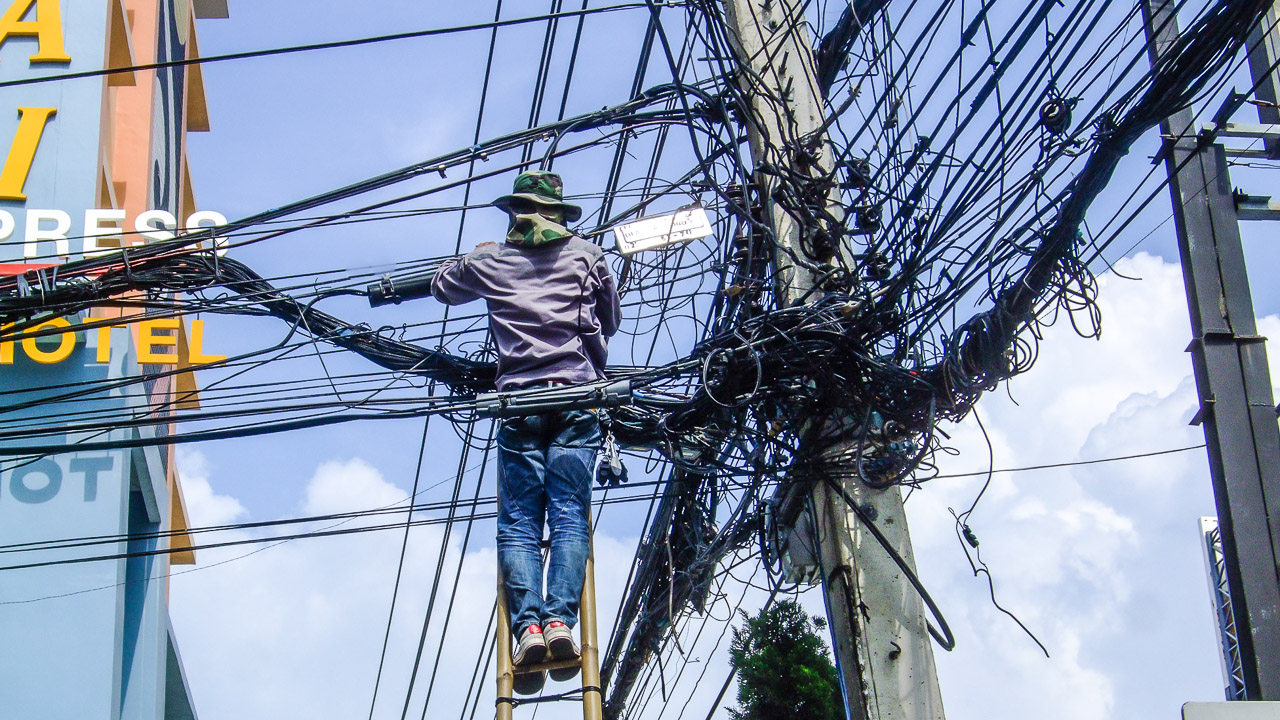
{"left": 514, "top": 656, "right": 586, "bottom": 674}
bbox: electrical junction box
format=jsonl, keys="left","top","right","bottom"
{"left": 778, "top": 508, "right": 822, "bottom": 585}
{"left": 1183, "top": 702, "right": 1280, "bottom": 719}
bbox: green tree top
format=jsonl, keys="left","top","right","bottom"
{"left": 728, "top": 600, "right": 843, "bottom": 720}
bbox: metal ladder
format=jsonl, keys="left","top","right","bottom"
{"left": 495, "top": 540, "right": 603, "bottom": 720}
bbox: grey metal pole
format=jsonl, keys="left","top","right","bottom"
{"left": 718, "top": 1, "right": 945, "bottom": 718}
{"left": 1142, "top": 0, "right": 1280, "bottom": 700}
{"left": 1247, "top": 5, "right": 1280, "bottom": 158}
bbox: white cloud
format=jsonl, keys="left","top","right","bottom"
{"left": 176, "top": 448, "right": 247, "bottom": 527}
{"left": 302, "top": 458, "right": 408, "bottom": 515}
{"left": 907, "top": 252, "right": 1263, "bottom": 720}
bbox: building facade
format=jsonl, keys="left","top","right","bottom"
{"left": 0, "top": 1, "right": 227, "bottom": 717}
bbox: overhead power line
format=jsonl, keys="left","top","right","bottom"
{"left": 0, "top": 2, "right": 669, "bottom": 90}
{"left": 924, "top": 443, "right": 1208, "bottom": 481}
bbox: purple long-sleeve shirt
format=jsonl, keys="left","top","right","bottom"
{"left": 430, "top": 237, "right": 622, "bottom": 391}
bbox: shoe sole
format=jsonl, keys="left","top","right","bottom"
{"left": 513, "top": 669, "right": 547, "bottom": 696}
{"left": 547, "top": 635, "right": 579, "bottom": 661}
{"left": 546, "top": 634, "right": 580, "bottom": 682}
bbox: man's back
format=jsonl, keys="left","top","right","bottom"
{"left": 431, "top": 236, "right": 622, "bottom": 390}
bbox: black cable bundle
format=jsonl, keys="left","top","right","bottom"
{"left": 938, "top": 0, "right": 1273, "bottom": 412}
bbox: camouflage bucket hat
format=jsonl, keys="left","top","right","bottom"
{"left": 493, "top": 170, "right": 583, "bottom": 223}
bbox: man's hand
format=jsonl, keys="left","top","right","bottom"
{"left": 475, "top": 241, "right": 499, "bottom": 251}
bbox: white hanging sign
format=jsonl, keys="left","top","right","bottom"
{"left": 612, "top": 206, "right": 714, "bottom": 256}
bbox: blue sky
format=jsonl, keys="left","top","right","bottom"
{"left": 160, "top": 2, "right": 1280, "bottom": 718}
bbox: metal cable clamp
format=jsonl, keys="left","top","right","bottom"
{"left": 477, "top": 379, "right": 632, "bottom": 418}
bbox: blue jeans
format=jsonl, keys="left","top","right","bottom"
{"left": 497, "top": 409, "right": 600, "bottom": 636}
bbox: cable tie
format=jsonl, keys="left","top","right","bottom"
{"left": 121, "top": 247, "right": 134, "bottom": 282}
{"left": 495, "top": 685, "right": 602, "bottom": 707}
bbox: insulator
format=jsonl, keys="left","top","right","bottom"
{"left": 1039, "top": 98, "right": 1072, "bottom": 134}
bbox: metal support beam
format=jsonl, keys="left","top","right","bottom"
{"left": 1247, "top": 5, "right": 1280, "bottom": 157}
{"left": 1233, "top": 193, "right": 1280, "bottom": 222}
{"left": 719, "top": 1, "right": 945, "bottom": 718}
{"left": 1144, "top": 0, "right": 1280, "bottom": 700}
{"left": 1205, "top": 123, "right": 1280, "bottom": 161}
{"left": 1208, "top": 123, "right": 1280, "bottom": 141}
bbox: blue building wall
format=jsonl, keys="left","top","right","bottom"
{"left": 0, "top": 2, "right": 202, "bottom": 718}
{"left": 0, "top": 330, "right": 179, "bottom": 719}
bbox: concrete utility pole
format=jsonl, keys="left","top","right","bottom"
{"left": 1143, "top": 0, "right": 1280, "bottom": 700}
{"left": 719, "top": 1, "right": 946, "bottom": 718}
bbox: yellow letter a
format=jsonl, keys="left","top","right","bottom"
{"left": 0, "top": 0, "right": 71, "bottom": 63}
{"left": 0, "top": 107, "right": 55, "bottom": 201}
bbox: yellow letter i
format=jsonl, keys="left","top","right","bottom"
{"left": 0, "top": 106, "right": 56, "bottom": 201}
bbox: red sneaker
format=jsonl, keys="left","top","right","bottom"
{"left": 544, "top": 621, "right": 580, "bottom": 682}
{"left": 513, "top": 624, "right": 547, "bottom": 667}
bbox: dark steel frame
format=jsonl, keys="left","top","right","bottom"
{"left": 1143, "top": 0, "right": 1280, "bottom": 700}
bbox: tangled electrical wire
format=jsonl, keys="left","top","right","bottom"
{"left": 1, "top": 0, "right": 1256, "bottom": 470}
{"left": 0, "top": 0, "right": 1272, "bottom": 717}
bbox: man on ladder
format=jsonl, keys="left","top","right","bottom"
{"left": 430, "top": 170, "right": 622, "bottom": 698}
